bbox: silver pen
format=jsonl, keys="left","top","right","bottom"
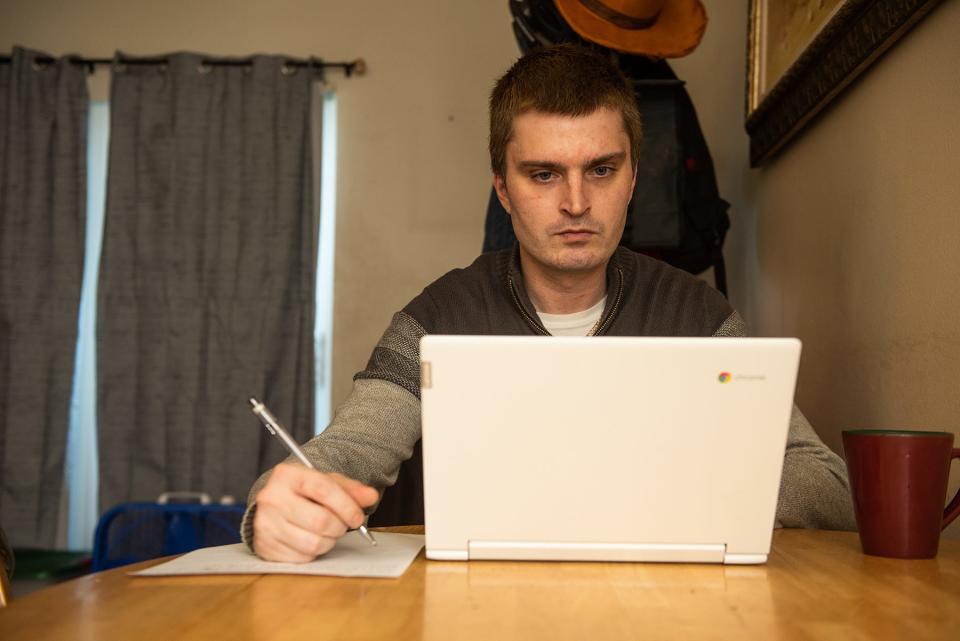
{"left": 249, "top": 397, "right": 377, "bottom": 546}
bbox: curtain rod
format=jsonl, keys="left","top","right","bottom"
{"left": 0, "top": 55, "right": 367, "bottom": 77}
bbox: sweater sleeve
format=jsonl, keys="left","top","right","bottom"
{"left": 713, "top": 311, "right": 857, "bottom": 530}
{"left": 775, "top": 405, "right": 857, "bottom": 530}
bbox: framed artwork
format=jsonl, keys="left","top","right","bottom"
{"left": 745, "top": 0, "right": 945, "bottom": 167}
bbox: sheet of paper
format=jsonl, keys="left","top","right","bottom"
{"left": 130, "top": 532, "right": 424, "bottom": 579}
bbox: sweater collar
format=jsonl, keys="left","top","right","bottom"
{"left": 504, "top": 244, "right": 625, "bottom": 336}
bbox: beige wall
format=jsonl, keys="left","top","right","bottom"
{"left": 751, "top": 2, "right": 960, "bottom": 537}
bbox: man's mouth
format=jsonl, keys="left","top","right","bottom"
{"left": 556, "top": 229, "right": 597, "bottom": 241}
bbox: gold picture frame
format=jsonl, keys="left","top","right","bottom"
{"left": 745, "top": 0, "right": 944, "bottom": 167}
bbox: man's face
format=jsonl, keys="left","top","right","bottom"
{"left": 493, "top": 107, "right": 636, "bottom": 279}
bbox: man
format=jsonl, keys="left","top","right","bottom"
{"left": 244, "top": 44, "right": 855, "bottom": 563}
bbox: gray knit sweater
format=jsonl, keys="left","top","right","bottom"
{"left": 242, "top": 248, "right": 856, "bottom": 547}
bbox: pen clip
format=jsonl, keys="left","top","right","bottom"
{"left": 249, "top": 397, "right": 277, "bottom": 434}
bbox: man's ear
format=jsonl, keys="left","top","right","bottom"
{"left": 493, "top": 173, "right": 512, "bottom": 215}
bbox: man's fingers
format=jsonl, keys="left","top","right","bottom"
{"left": 292, "top": 469, "right": 366, "bottom": 529}
{"left": 272, "top": 493, "right": 349, "bottom": 539}
{"left": 328, "top": 473, "right": 380, "bottom": 508}
{"left": 256, "top": 471, "right": 351, "bottom": 537}
{"left": 251, "top": 465, "right": 378, "bottom": 565}
{"left": 254, "top": 506, "right": 339, "bottom": 560}
{"left": 255, "top": 529, "right": 336, "bottom": 563}
{"left": 254, "top": 533, "right": 313, "bottom": 563}
{"left": 265, "top": 464, "right": 363, "bottom": 527}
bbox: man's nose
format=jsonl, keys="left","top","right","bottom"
{"left": 560, "top": 175, "right": 589, "bottom": 217}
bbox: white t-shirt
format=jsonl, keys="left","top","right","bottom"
{"left": 535, "top": 297, "right": 606, "bottom": 337}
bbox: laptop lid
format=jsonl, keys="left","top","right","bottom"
{"left": 419, "top": 336, "right": 801, "bottom": 564}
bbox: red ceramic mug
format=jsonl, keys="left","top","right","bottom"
{"left": 842, "top": 429, "right": 960, "bottom": 558}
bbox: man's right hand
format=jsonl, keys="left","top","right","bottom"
{"left": 252, "top": 463, "right": 379, "bottom": 562}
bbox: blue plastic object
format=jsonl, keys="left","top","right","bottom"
{"left": 92, "top": 502, "right": 246, "bottom": 571}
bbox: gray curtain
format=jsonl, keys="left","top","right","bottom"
{"left": 0, "top": 48, "right": 88, "bottom": 548}
{"left": 97, "top": 53, "right": 316, "bottom": 512}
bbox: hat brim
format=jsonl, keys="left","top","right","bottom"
{"left": 553, "top": 0, "right": 708, "bottom": 58}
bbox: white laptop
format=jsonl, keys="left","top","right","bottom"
{"left": 419, "top": 336, "right": 801, "bottom": 565}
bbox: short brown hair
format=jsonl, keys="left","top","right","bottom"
{"left": 489, "top": 43, "right": 642, "bottom": 177}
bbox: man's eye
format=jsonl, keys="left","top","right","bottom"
{"left": 593, "top": 166, "right": 613, "bottom": 177}
{"left": 532, "top": 171, "right": 554, "bottom": 182}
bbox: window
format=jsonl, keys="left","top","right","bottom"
{"left": 65, "top": 100, "right": 109, "bottom": 551}
{"left": 314, "top": 88, "right": 338, "bottom": 434}
{"left": 64, "top": 89, "right": 339, "bottom": 550}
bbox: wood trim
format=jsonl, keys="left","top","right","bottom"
{"left": 745, "top": 0, "right": 944, "bottom": 167}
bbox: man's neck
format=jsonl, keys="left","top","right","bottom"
{"left": 520, "top": 255, "right": 608, "bottom": 314}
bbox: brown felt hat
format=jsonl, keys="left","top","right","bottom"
{"left": 552, "top": 0, "right": 707, "bottom": 58}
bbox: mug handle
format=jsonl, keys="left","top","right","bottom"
{"left": 943, "top": 448, "right": 960, "bottom": 530}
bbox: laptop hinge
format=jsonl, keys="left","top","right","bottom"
{"left": 420, "top": 362, "right": 432, "bottom": 389}
{"left": 723, "top": 553, "right": 768, "bottom": 564}
{"left": 427, "top": 548, "right": 468, "bottom": 561}
{"left": 468, "top": 540, "right": 726, "bottom": 563}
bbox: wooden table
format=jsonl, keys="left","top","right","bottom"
{"left": 1, "top": 527, "right": 957, "bottom": 641}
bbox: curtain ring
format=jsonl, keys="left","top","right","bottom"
{"left": 308, "top": 57, "right": 322, "bottom": 78}
{"left": 280, "top": 62, "right": 297, "bottom": 76}
{"left": 31, "top": 59, "right": 50, "bottom": 72}
{"left": 198, "top": 62, "right": 213, "bottom": 75}
{"left": 111, "top": 52, "right": 126, "bottom": 74}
